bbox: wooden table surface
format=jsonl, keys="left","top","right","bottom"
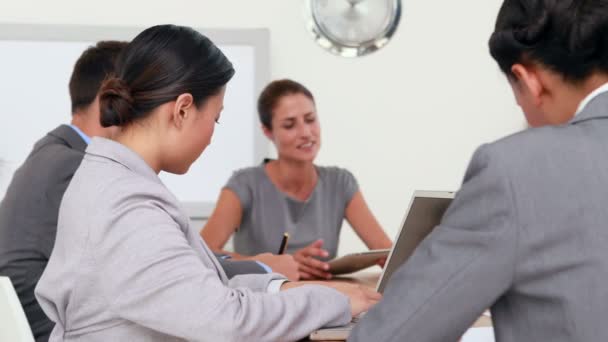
{"left": 332, "top": 269, "right": 493, "bottom": 328}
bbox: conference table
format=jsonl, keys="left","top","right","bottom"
{"left": 303, "top": 269, "right": 493, "bottom": 341}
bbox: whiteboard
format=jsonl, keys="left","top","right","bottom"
{"left": 0, "top": 24, "right": 269, "bottom": 218}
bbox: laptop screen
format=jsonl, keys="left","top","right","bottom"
{"left": 376, "top": 191, "right": 454, "bottom": 293}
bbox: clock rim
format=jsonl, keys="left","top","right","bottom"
{"left": 306, "top": 0, "right": 402, "bottom": 57}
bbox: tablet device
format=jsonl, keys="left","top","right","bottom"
{"left": 328, "top": 249, "right": 391, "bottom": 275}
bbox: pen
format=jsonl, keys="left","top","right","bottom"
{"left": 278, "top": 232, "right": 289, "bottom": 254}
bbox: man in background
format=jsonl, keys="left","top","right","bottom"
{"left": 0, "top": 41, "right": 126, "bottom": 341}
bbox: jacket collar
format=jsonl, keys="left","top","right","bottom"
{"left": 570, "top": 91, "right": 608, "bottom": 125}
{"left": 85, "top": 137, "right": 161, "bottom": 184}
{"left": 48, "top": 124, "right": 88, "bottom": 152}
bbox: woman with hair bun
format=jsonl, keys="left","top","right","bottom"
{"left": 348, "top": 0, "right": 608, "bottom": 341}
{"left": 35, "top": 24, "right": 380, "bottom": 342}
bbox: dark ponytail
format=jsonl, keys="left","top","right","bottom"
{"left": 100, "top": 24, "right": 235, "bottom": 127}
{"left": 489, "top": 0, "right": 608, "bottom": 82}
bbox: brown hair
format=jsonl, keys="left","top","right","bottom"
{"left": 257, "top": 79, "right": 315, "bottom": 130}
{"left": 69, "top": 41, "right": 128, "bottom": 113}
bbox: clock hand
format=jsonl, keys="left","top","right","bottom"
{"left": 346, "top": 0, "right": 366, "bottom": 7}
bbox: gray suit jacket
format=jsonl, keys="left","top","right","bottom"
{"left": 35, "top": 137, "right": 350, "bottom": 342}
{"left": 0, "top": 125, "right": 267, "bottom": 342}
{"left": 350, "top": 92, "right": 608, "bottom": 342}
{"left": 0, "top": 125, "right": 86, "bottom": 342}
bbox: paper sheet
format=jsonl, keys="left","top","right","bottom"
{"left": 461, "top": 327, "right": 495, "bottom": 342}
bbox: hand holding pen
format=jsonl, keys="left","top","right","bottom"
{"left": 278, "top": 232, "right": 289, "bottom": 255}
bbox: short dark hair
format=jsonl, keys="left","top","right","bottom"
{"left": 99, "top": 25, "right": 235, "bottom": 127}
{"left": 69, "top": 41, "right": 128, "bottom": 113}
{"left": 257, "top": 79, "right": 315, "bottom": 130}
{"left": 489, "top": 0, "right": 608, "bottom": 82}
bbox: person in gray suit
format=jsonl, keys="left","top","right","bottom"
{"left": 0, "top": 41, "right": 126, "bottom": 342}
{"left": 349, "top": 0, "right": 608, "bottom": 341}
{"left": 35, "top": 25, "right": 380, "bottom": 342}
{"left": 0, "top": 40, "right": 291, "bottom": 342}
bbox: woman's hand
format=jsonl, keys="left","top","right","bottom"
{"left": 376, "top": 256, "right": 387, "bottom": 268}
{"left": 327, "top": 282, "right": 382, "bottom": 316}
{"left": 280, "top": 281, "right": 382, "bottom": 317}
{"left": 293, "top": 239, "right": 333, "bottom": 280}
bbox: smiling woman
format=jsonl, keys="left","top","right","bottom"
{"left": 201, "top": 79, "right": 393, "bottom": 280}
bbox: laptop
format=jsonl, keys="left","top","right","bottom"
{"left": 309, "top": 190, "right": 455, "bottom": 341}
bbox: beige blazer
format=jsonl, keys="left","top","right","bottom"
{"left": 36, "top": 138, "right": 350, "bottom": 342}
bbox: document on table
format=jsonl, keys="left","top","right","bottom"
{"left": 461, "top": 327, "right": 494, "bottom": 342}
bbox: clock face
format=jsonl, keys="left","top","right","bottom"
{"left": 307, "top": 0, "right": 401, "bottom": 57}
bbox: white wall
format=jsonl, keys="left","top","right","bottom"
{"left": 0, "top": 0, "right": 525, "bottom": 256}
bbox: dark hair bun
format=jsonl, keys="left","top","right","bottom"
{"left": 490, "top": 0, "right": 608, "bottom": 81}
{"left": 97, "top": 25, "right": 234, "bottom": 127}
{"left": 99, "top": 77, "right": 135, "bottom": 127}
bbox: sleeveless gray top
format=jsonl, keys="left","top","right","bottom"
{"left": 226, "top": 164, "right": 358, "bottom": 259}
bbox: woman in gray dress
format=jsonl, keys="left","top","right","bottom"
{"left": 202, "top": 79, "right": 392, "bottom": 280}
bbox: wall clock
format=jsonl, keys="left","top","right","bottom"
{"left": 306, "top": 0, "right": 402, "bottom": 57}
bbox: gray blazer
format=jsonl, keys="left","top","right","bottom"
{"left": 35, "top": 138, "right": 350, "bottom": 342}
{"left": 0, "top": 125, "right": 268, "bottom": 342}
{"left": 350, "top": 92, "right": 608, "bottom": 342}
{"left": 0, "top": 125, "right": 86, "bottom": 342}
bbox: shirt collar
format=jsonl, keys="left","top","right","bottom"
{"left": 575, "top": 82, "right": 608, "bottom": 117}
{"left": 68, "top": 124, "right": 91, "bottom": 144}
